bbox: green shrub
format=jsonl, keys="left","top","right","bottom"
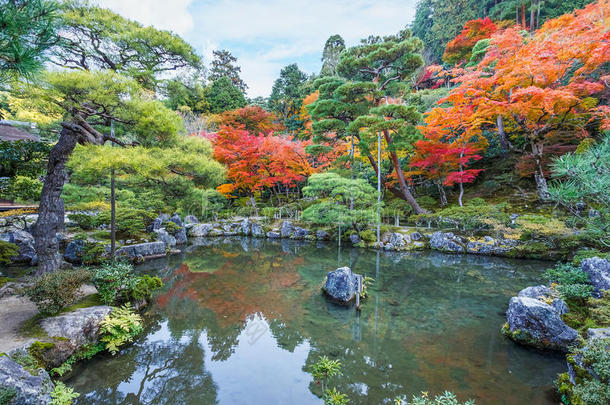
{"left": 128, "top": 275, "right": 163, "bottom": 302}
{"left": 544, "top": 263, "right": 594, "bottom": 301}
{"left": 164, "top": 221, "right": 182, "bottom": 233}
{"left": 99, "top": 305, "right": 143, "bottom": 355}
{"left": 572, "top": 249, "right": 610, "bottom": 266}
{"left": 0, "top": 387, "right": 17, "bottom": 405}
{"left": 0, "top": 240, "right": 18, "bottom": 265}
{"left": 95, "top": 208, "right": 156, "bottom": 239}
{"left": 67, "top": 213, "right": 97, "bottom": 230}
{"left": 92, "top": 262, "right": 136, "bottom": 305}
{"left": 359, "top": 229, "right": 376, "bottom": 243}
{"left": 51, "top": 382, "right": 79, "bottom": 405}
{"left": 558, "top": 338, "right": 610, "bottom": 405}
{"left": 25, "top": 269, "right": 92, "bottom": 316}
{"left": 8, "top": 176, "right": 42, "bottom": 202}
{"left": 82, "top": 242, "right": 108, "bottom": 265}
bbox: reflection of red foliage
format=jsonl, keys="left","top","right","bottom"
{"left": 157, "top": 251, "right": 308, "bottom": 328}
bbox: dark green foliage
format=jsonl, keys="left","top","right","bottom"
{"left": 92, "top": 261, "right": 162, "bottom": 305}
{"left": 269, "top": 63, "right": 309, "bottom": 131}
{"left": 572, "top": 249, "right": 610, "bottom": 266}
{"left": 92, "top": 262, "right": 136, "bottom": 305}
{"left": 411, "top": 0, "right": 480, "bottom": 63}
{"left": 24, "top": 269, "right": 92, "bottom": 316}
{"left": 205, "top": 76, "right": 247, "bottom": 114}
{"left": 209, "top": 49, "right": 248, "bottom": 93}
{"left": 413, "top": 200, "right": 507, "bottom": 232}
{"left": 544, "top": 263, "right": 593, "bottom": 301}
{"left": 161, "top": 78, "right": 208, "bottom": 113}
{"left": 67, "top": 213, "right": 97, "bottom": 230}
{"left": 320, "top": 35, "right": 346, "bottom": 77}
{"left": 0, "top": 0, "right": 59, "bottom": 84}
{"left": 128, "top": 275, "right": 163, "bottom": 301}
{"left": 0, "top": 386, "right": 17, "bottom": 405}
{"left": 0, "top": 240, "right": 19, "bottom": 265}
{"left": 0, "top": 140, "right": 51, "bottom": 178}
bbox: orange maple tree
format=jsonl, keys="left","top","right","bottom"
{"left": 218, "top": 105, "right": 282, "bottom": 135}
{"left": 443, "top": 17, "right": 498, "bottom": 65}
{"left": 210, "top": 126, "right": 314, "bottom": 205}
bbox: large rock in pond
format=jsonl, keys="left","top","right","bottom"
{"left": 323, "top": 267, "right": 361, "bottom": 304}
{"left": 240, "top": 219, "right": 252, "bottom": 236}
{"left": 40, "top": 306, "right": 113, "bottom": 346}
{"left": 0, "top": 356, "right": 54, "bottom": 405}
{"left": 0, "top": 230, "right": 37, "bottom": 265}
{"left": 518, "top": 285, "right": 553, "bottom": 299}
{"left": 316, "top": 230, "right": 330, "bottom": 240}
{"left": 505, "top": 296, "right": 580, "bottom": 351}
{"left": 384, "top": 233, "right": 410, "bottom": 251}
{"left": 155, "top": 229, "right": 176, "bottom": 248}
{"left": 580, "top": 257, "right": 610, "bottom": 297}
{"left": 116, "top": 241, "right": 166, "bottom": 261}
{"left": 429, "top": 232, "right": 465, "bottom": 253}
{"left": 266, "top": 231, "right": 280, "bottom": 239}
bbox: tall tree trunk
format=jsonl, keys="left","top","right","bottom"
{"left": 537, "top": 0, "right": 541, "bottom": 29}
{"left": 530, "top": 0, "right": 536, "bottom": 32}
{"left": 437, "top": 181, "right": 448, "bottom": 206}
{"left": 33, "top": 124, "right": 79, "bottom": 275}
{"left": 110, "top": 168, "right": 116, "bottom": 258}
{"left": 531, "top": 140, "right": 549, "bottom": 199}
{"left": 382, "top": 130, "right": 426, "bottom": 214}
{"left": 521, "top": 3, "right": 527, "bottom": 27}
{"left": 496, "top": 115, "right": 509, "bottom": 155}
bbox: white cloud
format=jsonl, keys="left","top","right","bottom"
{"left": 94, "top": 0, "right": 420, "bottom": 97}
{"left": 94, "top": 0, "right": 195, "bottom": 36}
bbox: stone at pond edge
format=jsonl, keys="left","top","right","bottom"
{"left": 40, "top": 306, "right": 113, "bottom": 346}
{"left": 429, "top": 232, "right": 465, "bottom": 253}
{"left": 505, "top": 296, "right": 580, "bottom": 352}
{"left": 184, "top": 215, "right": 199, "bottom": 225}
{"left": 316, "top": 230, "right": 330, "bottom": 240}
{"left": 518, "top": 285, "right": 553, "bottom": 299}
{"left": 323, "top": 267, "right": 361, "bottom": 304}
{"left": 251, "top": 222, "right": 265, "bottom": 238}
{"left": 580, "top": 257, "right": 610, "bottom": 297}
{"left": 155, "top": 229, "right": 177, "bottom": 247}
{"left": 116, "top": 241, "right": 166, "bottom": 261}
{"left": 188, "top": 223, "right": 214, "bottom": 237}
{"left": 267, "top": 231, "right": 280, "bottom": 239}
{"left": 0, "top": 356, "right": 54, "bottom": 405}
{"left": 280, "top": 221, "right": 294, "bottom": 238}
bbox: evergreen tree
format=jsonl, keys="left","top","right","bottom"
{"left": 310, "top": 28, "right": 426, "bottom": 214}
{"left": 268, "top": 63, "right": 308, "bottom": 131}
{"left": 205, "top": 76, "right": 247, "bottom": 114}
{"left": 320, "top": 35, "right": 346, "bottom": 77}
{"left": 0, "top": 0, "right": 60, "bottom": 85}
{"left": 209, "top": 49, "right": 248, "bottom": 93}
{"left": 51, "top": 2, "right": 202, "bottom": 90}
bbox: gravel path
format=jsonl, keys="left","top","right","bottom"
{"left": 0, "top": 294, "right": 38, "bottom": 353}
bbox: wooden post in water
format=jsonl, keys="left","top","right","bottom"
{"left": 356, "top": 274, "right": 362, "bottom": 311}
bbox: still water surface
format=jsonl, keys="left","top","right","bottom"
{"left": 68, "top": 238, "right": 566, "bottom": 404}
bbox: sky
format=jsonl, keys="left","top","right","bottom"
{"left": 95, "top": 0, "right": 419, "bottom": 97}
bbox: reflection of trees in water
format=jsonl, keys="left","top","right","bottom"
{"left": 80, "top": 238, "right": 560, "bottom": 404}
{"left": 72, "top": 321, "right": 218, "bottom": 405}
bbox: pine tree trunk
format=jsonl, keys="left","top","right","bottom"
{"left": 530, "top": 0, "right": 536, "bottom": 32}
{"left": 382, "top": 130, "right": 426, "bottom": 214}
{"left": 522, "top": 3, "right": 527, "bottom": 27}
{"left": 32, "top": 125, "right": 79, "bottom": 275}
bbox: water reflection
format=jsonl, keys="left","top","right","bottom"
{"left": 69, "top": 238, "right": 565, "bottom": 404}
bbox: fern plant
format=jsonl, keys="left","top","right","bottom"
{"left": 99, "top": 305, "right": 143, "bottom": 355}
{"left": 50, "top": 382, "right": 79, "bottom": 405}
{"left": 324, "top": 387, "right": 350, "bottom": 405}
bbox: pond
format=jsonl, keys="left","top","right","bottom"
{"left": 67, "top": 238, "right": 566, "bottom": 404}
